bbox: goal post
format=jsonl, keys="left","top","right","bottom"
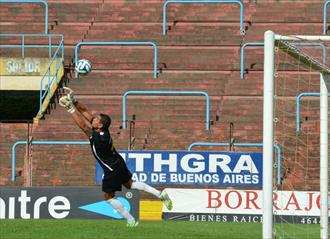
{"left": 263, "top": 31, "right": 329, "bottom": 239}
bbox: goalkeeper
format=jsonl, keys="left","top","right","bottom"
{"left": 59, "top": 87, "right": 172, "bottom": 227}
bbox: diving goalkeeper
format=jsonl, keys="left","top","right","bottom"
{"left": 59, "top": 87, "right": 172, "bottom": 227}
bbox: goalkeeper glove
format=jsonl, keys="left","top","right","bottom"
{"left": 63, "top": 87, "right": 77, "bottom": 103}
{"left": 59, "top": 96, "right": 76, "bottom": 113}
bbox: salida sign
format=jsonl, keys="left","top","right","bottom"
{"left": 0, "top": 188, "right": 139, "bottom": 219}
{"left": 96, "top": 151, "right": 262, "bottom": 187}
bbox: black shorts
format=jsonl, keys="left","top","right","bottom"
{"left": 102, "top": 158, "right": 132, "bottom": 194}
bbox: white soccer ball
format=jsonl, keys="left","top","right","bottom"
{"left": 75, "top": 59, "right": 92, "bottom": 75}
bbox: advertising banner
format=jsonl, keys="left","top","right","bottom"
{"left": 0, "top": 187, "right": 139, "bottom": 220}
{"left": 96, "top": 150, "right": 263, "bottom": 187}
{"left": 162, "top": 188, "right": 330, "bottom": 224}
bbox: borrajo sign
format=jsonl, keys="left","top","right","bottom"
{"left": 96, "top": 151, "right": 263, "bottom": 187}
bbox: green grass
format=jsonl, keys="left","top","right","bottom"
{"left": 0, "top": 219, "right": 320, "bottom": 239}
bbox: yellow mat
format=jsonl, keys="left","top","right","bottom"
{"left": 139, "top": 201, "right": 163, "bottom": 221}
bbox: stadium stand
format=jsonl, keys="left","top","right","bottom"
{"left": 0, "top": 0, "right": 327, "bottom": 198}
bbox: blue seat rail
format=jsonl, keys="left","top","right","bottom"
{"left": 323, "top": 0, "right": 330, "bottom": 35}
{"left": 296, "top": 92, "right": 330, "bottom": 133}
{"left": 75, "top": 41, "right": 159, "bottom": 79}
{"left": 0, "top": 0, "right": 48, "bottom": 34}
{"left": 122, "top": 90, "right": 211, "bottom": 130}
{"left": 163, "top": 0, "right": 245, "bottom": 35}
{"left": 11, "top": 141, "right": 89, "bottom": 181}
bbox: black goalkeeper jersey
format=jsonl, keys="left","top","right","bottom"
{"left": 89, "top": 129, "right": 120, "bottom": 175}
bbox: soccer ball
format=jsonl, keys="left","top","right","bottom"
{"left": 75, "top": 59, "right": 92, "bottom": 75}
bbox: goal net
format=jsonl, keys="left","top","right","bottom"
{"left": 263, "top": 31, "right": 329, "bottom": 239}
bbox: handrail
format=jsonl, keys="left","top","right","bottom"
{"left": 0, "top": 33, "right": 64, "bottom": 58}
{"left": 240, "top": 42, "right": 327, "bottom": 79}
{"left": 163, "top": 0, "right": 245, "bottom": 35}
{"left": 296, "top": 92, "right": 329, "bottom": 132}
{"left": 122, "top": 90, "right": 211, "bottom": 130}
{"left": 74, "top": 41, "right": 159, "bottom": 79}
{"left": 324, "top": 0, "right": 330, "bottom": 34}
{"left": 239, "top": 42, "right": 264, "bottom": 80}
{"left": 188, "top": 141, "right": 282, "bottom": 185}
{"left": 0, "top": 0, "right": 49, "bottom": 34}
{"left": 38, "top": 39, "right": 65, "bottom": 117}
{"left": 11, "top": 141, "right": 89, "bottom": 181}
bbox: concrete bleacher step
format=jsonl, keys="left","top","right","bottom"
{"left": 46, "top": 0, "right": 103, "bottom": 3}
{"left": 49, "top": 2, "right": 100, "bottom": 23}
{"left": 28, "top": 143, "right": 95, "bottom": 186}
{"left": 238, "top": 73, "right": 322, "bottom": 96}
{"left": 94, "top": 1, "right": 254, "bottom": 23}
{"left": 0, "top": 22, "right": 52, "bottom": 34}
{"left": 244, "top": 23, "right": 325, "bottom": 42}
{"left": 0, "top": 35, "right": 63, "bottom": 48}
{"left": 86, "top": 22, "right": 243, "bottom": 46}
{"left": 276, "top": 124, "right": 323, "bottom": 191}
{"left": 0, "top": 123, "right": 30, "bottom": 186}
{"left": 66, "top": 70, "right": 231, "bottom": 96}
{"left": 0, "top": 4, "right": 56, "bottom": 22}
{"left": 50, "top": 23, "right": 90, "bottom": 45}
{"left": 76, "top": 45, "right": 240, "bottom": 71}
{"left": 236, "top": 44, "right": 327, "bottom": 74}
{"left": 217, "top": 96, "right": 263, "bottom": 123}
{"left": 0, "top": 1, "right": 99, "bottom": 37}
{"left": 251, "top": 2, "right": 324, "bottom": 23}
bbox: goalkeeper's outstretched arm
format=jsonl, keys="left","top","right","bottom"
{"left": 70, "top": 110, "right": 93, "bottom": 137}
{"left": 74, "top": 101, "right": 93, "bottom": 123}
{"left": 62, "top": 87, "right": 93, "bottom": 122}
{"left": 59, "top": 87, "right": 93, "bottom": 137}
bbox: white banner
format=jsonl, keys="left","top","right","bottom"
{"left": 96, "top": 151, "right": 263, "bottom": 187}
{"left": 164, "top": 189, "right": 330, "bottom": 217}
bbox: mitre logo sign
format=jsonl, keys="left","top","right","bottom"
{"left": 0, "top": 190, "right": 70, "bottom": 219}
{"left": 0, "top": 188, "right": 139, "bottom": 219}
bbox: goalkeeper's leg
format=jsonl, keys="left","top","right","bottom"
{"left": 105, "top": 192, "right": 138, "bottom": 228}
{"left": 125, "top": 180, "right": 173, "bottom": 210}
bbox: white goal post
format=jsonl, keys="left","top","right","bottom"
{"left": 263, "top": 31, "right": 329, "bottom": 239}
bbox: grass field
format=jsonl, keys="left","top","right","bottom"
{"left": 0, "top": 219, "right": 321, "bottom": 239}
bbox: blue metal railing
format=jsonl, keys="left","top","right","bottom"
{"left": 163, "top": 0, "right": 245, "bottom": 35}
{"left": 240, "top": 42, "right": 327, "bottom": 79}
{"left": 74, "top": 41, "right": 159, "bottom": 79}
{"left": 296, "top": 92, "right": 329, "bottom": 132}
{"left": 188, "top": 141, "right": 282, "bottom": 185}
{"left": 0, "top": 0, "right": 49, "bottom": 34}
{"left": 323, "top": 0, "right": 330, "bottom": 34}
{"left": 239, "top": 42, "right": 264, "bottom": 80}
{"left": 0, "top": 33, "right": 63, "bottom": 58}
{"left": 11, "top": 141, "right": 89, "bottom": 181}
{"left": 122, "top": 90, "right": 211, "bottom": 130}
{"left": 38, "top": 39, "right": 64, "bottom": 116}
